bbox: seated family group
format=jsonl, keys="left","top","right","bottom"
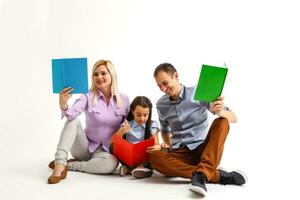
{"left": 47, "top": 60, "right": 247, "bottom": 196}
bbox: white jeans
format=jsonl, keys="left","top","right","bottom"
{"left": 54, "top": 118, "right": 118, "bottom": 174}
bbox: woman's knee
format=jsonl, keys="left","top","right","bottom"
{"left": 83, "top": 155, "right": 118, "bottom": 174}
{"left": 98, "top": 154, "right": 119, "bottom": 174}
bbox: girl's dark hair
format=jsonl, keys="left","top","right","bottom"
{"left": 126, "top": 96, "right": 152, "bottom": 140}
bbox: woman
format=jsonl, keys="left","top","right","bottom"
{"left": 48, "top": 59, "right": 130, "bottom": 184}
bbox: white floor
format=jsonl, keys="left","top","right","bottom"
{"left": 0, "top": 119, "right": 297, "bottom": 200}
{"left": 1, "top": 161, "right": 250, "bottom": 200}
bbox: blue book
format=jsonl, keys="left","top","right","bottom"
{"left": 52, "top": 58, "right": 89, "bottom": 94}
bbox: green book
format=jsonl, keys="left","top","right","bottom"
{"left": 194, "top": 64, "right": 228, "bottom": 102}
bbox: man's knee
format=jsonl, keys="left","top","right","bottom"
{"left": 212, "top": 117, "right": 229, "bottom": 129}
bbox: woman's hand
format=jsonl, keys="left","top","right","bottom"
{"left": 59, "top": 87, "right": 73, "bottom": 110}
{"left": 146, "top": 145, "right": 161, "bottom": 153}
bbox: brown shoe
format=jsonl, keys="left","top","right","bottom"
{"left": 48, "top": 159, "right": 77, "bottom": 169}
{"left": 48, "top": 165, "right": 68, "bottom": 184}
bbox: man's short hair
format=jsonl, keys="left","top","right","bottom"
{"left": 154, "top": 63, "right": 177, "bottom": 77}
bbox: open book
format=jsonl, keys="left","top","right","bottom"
{"left": 111, "top": 134, "right": 154, "bottom": 167}
{"left": 52, "top": 57, "right": 88, "bottom": 94}
{"left": 194, "top": 64, "right": 228, "bottom": 102}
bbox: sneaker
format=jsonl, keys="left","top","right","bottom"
{"left": 219, "top": 169, "right": 247, "bottom": 185}
{"left": 189, "top": 172, "right": 207, "bottom": 196}
{"left": 132, "top": 167, "right": 153, "bottom": 179}
{"left": 119, "top": 165, "right": 130, "bottom": 176}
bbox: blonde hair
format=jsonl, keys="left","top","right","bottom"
{"left": 90, "top": 59, "right": 123, "bottom": 108}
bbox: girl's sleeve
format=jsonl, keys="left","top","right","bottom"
{"left": 150, "top": 120, "right": 160, "bottom": 135}
{"left": 61, "top": 94, "right": 88, "bottom": 120}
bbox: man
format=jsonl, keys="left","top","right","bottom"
{"left": 149, "top": 63, "right": 247, "bottom": 196}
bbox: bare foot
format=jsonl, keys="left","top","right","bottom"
{"left": 67, "top": 160, "right": 74, "bottom": 168}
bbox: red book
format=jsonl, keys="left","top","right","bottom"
{"left": 111, "top": 134, "right": 155, "bottom": 167}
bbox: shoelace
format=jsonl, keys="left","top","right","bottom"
{"left": 193, "top": 173, "right": 206, "bottom": 184}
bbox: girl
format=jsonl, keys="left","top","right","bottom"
{"left": 48, "top": 59, "right": 130, "bottom": 184}
{"left": 114, "top": 96, "right": 161, "bottom": 179}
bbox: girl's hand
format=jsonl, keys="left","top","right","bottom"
{"left": 59, "top": 87, "right": 73, "bottom": 110}
{"left": 115, "top": 120, "right": 131, "bottom": 137}
{"left": 121, "top": 120, "right": 131, "bottom": 134}
{"left": 146, "top": 145, "right": 161, "bottom": 153}
{"left": 160, "top": 143, "right": 171, "bottom": 149}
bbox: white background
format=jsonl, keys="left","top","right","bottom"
{"left": 0, "top": 0, "right": 299, "bottom": 199}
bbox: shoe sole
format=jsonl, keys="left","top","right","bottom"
{"left": 219, "top": 167, "right": 248, "bottom": 184}
{"left": 132, "top": 171, "right": 153, "bottom": 179}
{"left": 189, "top": 184, "right": 207, "bottom": 196}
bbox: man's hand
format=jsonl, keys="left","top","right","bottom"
{"left": 209, "top": 96, "right": 225, "bottom": 115}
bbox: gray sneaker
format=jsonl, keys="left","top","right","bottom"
{"left": 219, "top": 169, "right": 247, "bottom": 185}
{"left": 190, "top": 172, "right": 207, "bottom": 196}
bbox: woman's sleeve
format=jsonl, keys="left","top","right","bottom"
{"left": 61, "top": 94, "right": 88, "bottom": 120}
